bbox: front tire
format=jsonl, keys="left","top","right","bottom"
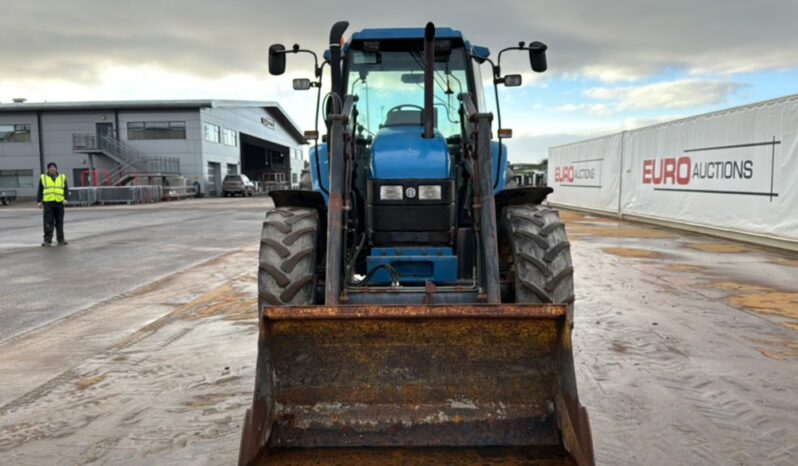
{"left": 505, "top": 205, "right": 574, "bottom": 305}
{"left": 258, "top": 207, "right": 319, "bottom": 315}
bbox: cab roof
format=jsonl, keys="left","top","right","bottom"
{"left": 350, "top": 27, "right": 464, "bottom": 41}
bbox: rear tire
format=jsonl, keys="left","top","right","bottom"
{"left": 258, "top": 207, "right": 319, "bottom": 315}
{"left": 505, "top": 204, "right": 574, "bottom": 305}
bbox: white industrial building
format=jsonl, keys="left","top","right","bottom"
{"left": 0, "top": 100, "right": 307, "bottom": 198}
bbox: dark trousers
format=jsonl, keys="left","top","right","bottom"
{"left": 43, "top": 202, "right": 65, "bottom": 243}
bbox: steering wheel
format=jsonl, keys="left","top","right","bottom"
{"left": 387, "top": 104, "right": 424, "bottom": 114}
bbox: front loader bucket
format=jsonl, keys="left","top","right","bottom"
{"left": 239, "top": 305, "right": 594, "bottom": 465}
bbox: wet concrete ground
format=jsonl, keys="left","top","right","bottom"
{"left": 0, "top": 206, "right": 796, "bottom": 465}
{"left": 0, "top": 197, "right": 270, "bottom": 343}
{"left": 563, "top": 211, "right": 798, "bottom": 465}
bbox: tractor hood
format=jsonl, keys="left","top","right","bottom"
{"left": 370, "top": 126, "right": 450, "bottom": 179}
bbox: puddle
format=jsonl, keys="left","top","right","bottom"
{"left": 684, "top": 243, "right": 749, "bottom": 253}
{"left": 603, "top": 247, "right": 660, "bottom": 259}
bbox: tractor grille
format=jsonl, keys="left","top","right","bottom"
{"left": 366, "top": 179, "right": 455, "bottom": 246}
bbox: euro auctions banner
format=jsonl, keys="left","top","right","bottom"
{"left": 547, "top": 133, "right": 623, "bottom": 213}
{"left": 621, "top": 96, "right": 798, "bottom": 242}
{"left": 548, "top": 94, "right": 798, "bottom": 243}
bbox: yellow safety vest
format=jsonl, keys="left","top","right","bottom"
{"left": 41, "top": 174, "right": 66, "bottom": 203}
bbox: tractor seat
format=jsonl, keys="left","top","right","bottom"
{"left": 384, "top": 108, "right": 438, "bottom": 127}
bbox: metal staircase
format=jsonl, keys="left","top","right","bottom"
{"left": 72, "top": 134, "right": 181, "bottom": 184}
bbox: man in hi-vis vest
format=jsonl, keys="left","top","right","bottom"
{"left": 36, "top": 162, "right": 69, "bottom": 246}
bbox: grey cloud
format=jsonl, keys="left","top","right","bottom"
{"left": 506, "top": 133, "right": 601, "bottom": 164}
{"left": 2, "top": 0, "right": 798, "bottom": 83}
{"left": 585, "top": 79, "right": 746, "bottom": 110}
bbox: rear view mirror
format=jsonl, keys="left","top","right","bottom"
{"left": 529, "top": 41, "right": 548, "bottom": 73}
{"left": 503, "top": 74, "right": 522, "bottom": 87}
{"left": 293, "top": 78, "right": 312, "bottom": 90}
{"left": 268, "top": 44, "right": 287, "bottom": 75}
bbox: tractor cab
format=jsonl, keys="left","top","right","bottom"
{"left": 308, "top": 29, "right": 499, "bottom": 288}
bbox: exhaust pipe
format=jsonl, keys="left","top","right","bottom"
{"left": 423, "top": 22, "right": 435, "bottom": 139}
{"left": 328, "top": 21, "right": 349, "bottom": 111}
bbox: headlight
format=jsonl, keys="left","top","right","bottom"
{"left": 379, "top": 185, "right": 403, "bottom": 200}
{"left": 418, "top": 185, "right": 442, "bottom": 200}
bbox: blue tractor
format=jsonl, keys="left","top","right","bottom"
{"left": 239, "top": 22, "right": 594, "bottom": 465}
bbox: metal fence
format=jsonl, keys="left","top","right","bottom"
{"left": 1, "top": 189, "right": 17, "bottom": 206}
{"left": 68, "top": 186, "right": 164, "bottom": 206}
{"left": 262, "top": 181, "right": 291, "bottom": 193}
{"left": 261, "top": 172, "right": 290, "bottom": 193}
{"left": 162, "top": 185, "right": 197, "bottom": 200}
{"left": 97, "top": 186, "right": 162, "bottom": 205}
{"left": 68, "top": 187, "right": 98, "bottom": 207}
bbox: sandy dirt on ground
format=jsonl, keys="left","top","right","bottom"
{"left": 562, "top": 209, "right": 798, "bottom": 465}
{"left": 602, "top": 247, "right": 661, "bottom": 259}
{"left": 684, "top": 242, "right": 751, "bottom": 253}
{"left": 771, "top": 257, "right": 798, "bottom": 267}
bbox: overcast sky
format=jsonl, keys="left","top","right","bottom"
{"left": 2, "top": 0, "right": 797, "bottom": 162}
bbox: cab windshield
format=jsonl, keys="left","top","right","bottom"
{"left": 345, "top": 41, "right": 469, "bottom": 138}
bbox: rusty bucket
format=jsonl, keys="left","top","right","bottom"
{"left": 239, "top": 304, "right": 594, "bottom": 465}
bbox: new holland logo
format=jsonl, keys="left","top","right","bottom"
{"left": 641, "top": 139, "right": 780, "bottom": 199}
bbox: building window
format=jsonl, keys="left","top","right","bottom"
{"left": 0, "top": 169, "right": 34, "bottom": 188}
{"left": 127, "top": 121, "right": 186, "bottom": 140}
{"left": 204, "top": 123, "right": 220, "bottom": 143}
{"left": 222, "top": 128, "right": 238, "bottom": 146}
{"left": 292, "top": 173, "right": 298, "bottom": 184}
{"left": 0, "top": 124, "right": 32, "bottom": 143}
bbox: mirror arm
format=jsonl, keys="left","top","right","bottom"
{"left": 286, "top": 45, "right": 323, "bottom": 78}
{"left": 497, "top": 42, "right": 549, "bottom": 73}
{"left": 496, "top": 42, "right": 526, "bottom": 74}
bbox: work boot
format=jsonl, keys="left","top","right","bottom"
{"left": 58, "top": 240, "right": 69, "bottom": 246}
{"left": 41, "top": 241, "right": 52, "bottom": 247}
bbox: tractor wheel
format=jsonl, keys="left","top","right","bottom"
{"left": 505, "top": 204, "right": 574, "bottom": 305}
{"left": 258, "top": 207, "right": 319, "bottom": 314}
